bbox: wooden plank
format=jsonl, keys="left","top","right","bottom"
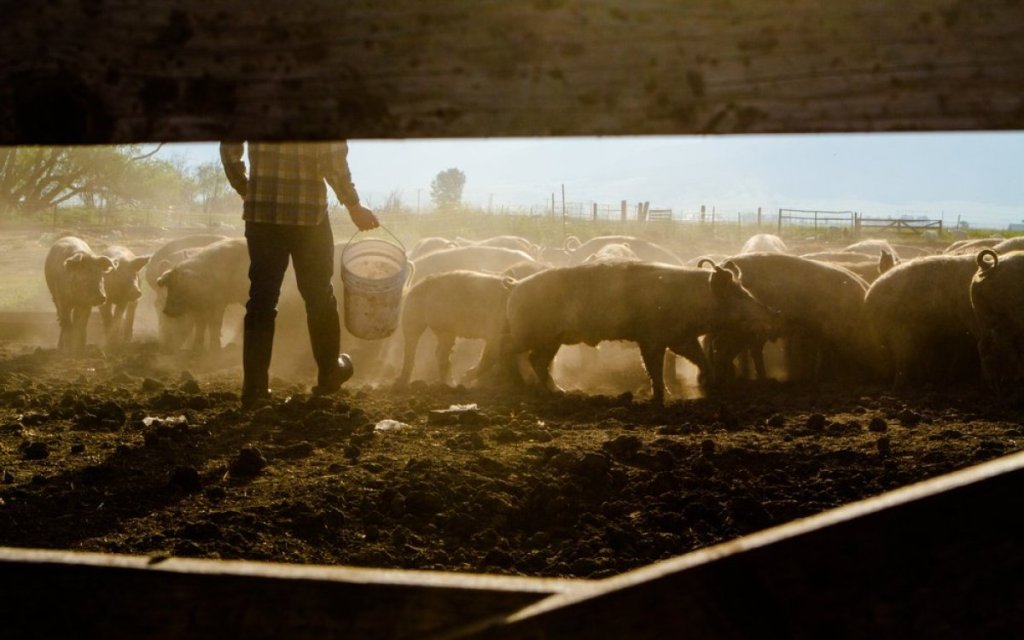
{"left": 0, "top": 548, "right": 581, "bottom": 639}
{"left": 1, "top": 0, "right": 1023, "bottom": 144}
{"left": 451, "top": 450, "right": 1024, "bottom": 639}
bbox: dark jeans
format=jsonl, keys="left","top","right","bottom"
{"left": 243, "top": 219, "right": 340, "bottom": 394}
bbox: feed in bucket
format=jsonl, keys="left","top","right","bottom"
{"left": 340, "top": 231, "right": 409, "bottom": 340}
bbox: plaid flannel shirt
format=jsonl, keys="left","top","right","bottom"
{"left": 219, "top": 141, "right": 361, "bottom": 226}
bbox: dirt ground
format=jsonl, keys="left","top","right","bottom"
{"left": 2, "top": 227, "right": 1021, "bottom": 579}
{"left": 1, "top": 340, "right": 1021, "bottom": 579}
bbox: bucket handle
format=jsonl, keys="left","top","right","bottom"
{"left": 341, "top": 224, "right": 407, "bottom": 263}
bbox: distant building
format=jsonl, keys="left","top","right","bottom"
{"left": 1010, "top": 221, "right": 1024, "bottom": 231}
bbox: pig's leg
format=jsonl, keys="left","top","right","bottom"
{"left": 465, "top": 336, "right": 501, "bottom": 382}
{"left": 74, "top": 305, "right": 93, "bottom": 354}
{"left": 670, "top": 337, "right": 710, "bottom": 388}
{"left": 747, "top": 336, "right": 767, "bottom": 380}
{"left": 123, "top": 302, "right": 137, "bottom": 343}
{"left": 55, "top": 301, "right": 71, "bottom": 352}
{"left": 209, "top": 306, "right": 226, "bottom": 351}
{"left": 99, "top": 302, "right": 114, "bottom": 345}
{"left": 190, "top": 313, "right": 207, "bottom": 353}
{"left": 396, "top": 321, "right": 425, "bottom": 387}
{"left": 662, "top": 352, "right": 682, "bottom": 397}
{"left": 434, "top": 331, "right": 456, "bottom": 385}
{"left": 528, "top": 343, "right": 561, "bottom": 392}
{"left": 639, "top": 342, "right": 668, "bottom": 405}
{"left": 883, "top": 327, "right": 917, "bottom": 388}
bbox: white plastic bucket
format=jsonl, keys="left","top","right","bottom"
{"left": 340, "top": 231, "right": 409, "bottom": 340}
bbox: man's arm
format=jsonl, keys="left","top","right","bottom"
{"left": 321, "top": 142, "right": 379, "bottom": 230}
{"left": 219, "top": 142, "right": 249, "bottom": 198}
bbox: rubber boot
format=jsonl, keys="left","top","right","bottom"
{"left": 241, "top": 324, "right": 275, "bottom": 409}
{"left": 307, "top": 292, "right": 352, "bottom": 395}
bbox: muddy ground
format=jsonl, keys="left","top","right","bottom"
{"left": 1, "top": 341, "right": 1021, "bottom": 579}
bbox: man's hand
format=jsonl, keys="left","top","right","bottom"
{"left": 348, "top": 203, "right": 380, "bottom": 231}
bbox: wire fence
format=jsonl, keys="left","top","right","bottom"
{"left": 36, "top": 201, "right": 953, "bottom": 244}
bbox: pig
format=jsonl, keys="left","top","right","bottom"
{"left": 890, "top": 244, "right": 934, "bottom": 259}
{"left": 98, "top": 246, "right": 151, "bottom": 346}
{"left": 456, "top": 235, "right": 538, "bottom": 256}
{"left": 992, "top": 237, "right": 1024, "bottom": 254}
{"left": 502, "top": 261, "right": 549, "bottom": 280}
{"left": 863, "top": 253, "right": 981, "bottom": 386}
{"left": 410, "top": 245, "right": 536, "bottom": 285}
{"left": 845, "top": 239, "right": 900, "bottom": 260}
{"left": 156, "top": 238, "right": 250, "bottom": 352}
{"left": 506, "top": 261, "right": 775, "bottom": 404}
{"left": 44, "top": 237, "right": 115, "bottom": 353}
{"left": 145, "top": 234, "right": 227, "bottom": 347}
{"left": 800, "top": 251, "right": 878, "bottom": 264}
{"left": 566, "top": 235, "right": 683, "bottom": 265}
{"left": 740, "top": 233, "right": 788, "bottom": 254}
{"left": 408, "top": 236, "right": 457, "bottom": 260}
{"left": 803, "top": 250, "right": 897, "bottom": 285}
{"left": 944, "top": 237, "right": 1002, "bottom": 254}
{"left": 583, "top": 242, "right": 640, "bottom": 263}
{"left": 395, "top": 270, "right": 515, "bottom": 387}
{"left": 970, "top": 250, "right": 1024, "bottom": 392}
{"left": 703, "top": 254, "right": 869, "bottom": 383}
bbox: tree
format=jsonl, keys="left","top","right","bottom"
{"left": 0, "top": 145, "right": 193, "bottom": 216}
{"left": 430, "top": 168, "right": 465, "bottom": 210}
{"left": 192, "top": 161, "right": 230, "bottom": 213}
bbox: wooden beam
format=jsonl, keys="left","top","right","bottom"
{"left": 1, "top": 0, "right": 1023, "bottom": 144}
{"left": 0, "top": 548, "right": 580, "bottom": 639}
{"left": 451, "top": 450, "right": 1024, "bottom": 639}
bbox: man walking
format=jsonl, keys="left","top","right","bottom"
{"left": 220, "top": 141, "right": 379, "bottom": 408}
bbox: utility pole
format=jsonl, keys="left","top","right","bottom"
{"left": 561, "top": 184, "right": 567, "bottom": 237}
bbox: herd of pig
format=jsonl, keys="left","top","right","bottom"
{"left": 43, "top": 230, "right": 1024, "bottom": 402}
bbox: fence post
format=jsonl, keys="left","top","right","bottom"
{"left": 621, "top": 200, "right": 627, "bottom": 222}
{"left": 592, "top": 203, "right": 597, "bottom": 220}
{"left": 700, "top": 205, "right": 706, "bottom": 224}
{"left": 814, "top": 211, "right": 818, "bottom": 234}
{"left": 757, "top": 207, "right": 762, "bottom": 227}
{"left": 777, "top": 208, "right": 782, "bottom": 235}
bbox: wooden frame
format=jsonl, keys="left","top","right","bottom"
{"left": 2, "top": 0, "right": 1024, "bottom": 144}
{"left": 2, "top": 1, "right": 1024, "bottom": 637}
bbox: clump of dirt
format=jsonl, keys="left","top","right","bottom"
{"left": 0, "top": 342, "right": 1021, "bottom": 578}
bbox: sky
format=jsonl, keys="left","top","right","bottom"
{"left": 156, "top": 132, "right": 1024, "bottom": 230}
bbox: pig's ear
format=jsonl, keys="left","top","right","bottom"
{"left": 131, "top": 255, "right": 152, "bottom": 271}
{"left": 721, "top": 260, "right": 742, "bottom": 279}
{"left": 97, "top": 256, "right": 116, "bottom": 273}
{"left": 709, "top": 264, "right": 745, "bottom": 295}
{"left": 64, "top": 253, "right": 85, "bottom": 269}
{"left": 156, "top": 270, "right": 172, "bottom": 287}
{"left": 878, "top": 250, "right": 896, "bottom": 275}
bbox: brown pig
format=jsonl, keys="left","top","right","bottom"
{"left": 705, "top": 254, "right": 869, "bottom": 383}
{"left": 411, "top": 245, "right": 536, "bottom": 285}
{"left": 971, "top": 250, "right": 1024, "bottom": 392}
{"left": 145, "top": 234, "right": 227, "bottom": 348}
{"left": 506, "top": 261, "right": 774, "bottom": 404}
{"left": 99, "top": 245, "right": 150, "bottom": 346}
{"left": 44, "top": 236, "right": 115, "bottom": 353}
{"left": 863, "top": 253, "right": 981, "bottom": 386}
{"left": 156, "top": 238, "right": 249, "bottom": 352}
{"left": 395, "top": 270, "right": 515, "bottom": 387}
